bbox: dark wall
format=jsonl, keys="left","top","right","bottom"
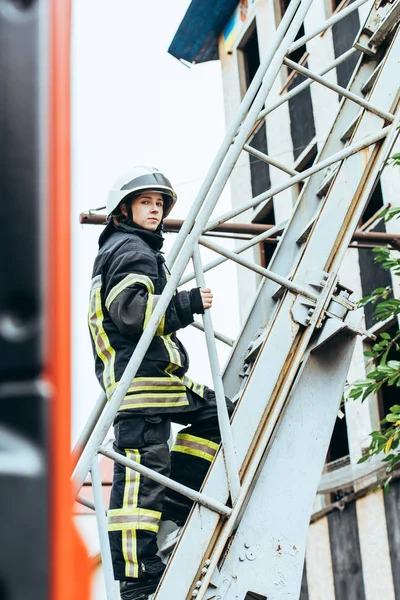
{"left": 384, "top": 478, "right": 400, "bottom": 598}
{"left": 332, "top": 3, "right": 361, "bottom": 93}
{"left": 328, "top": 502, "right": 366, "bottom": 600}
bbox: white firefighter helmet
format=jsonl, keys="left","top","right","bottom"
{"left": 106, "top": 166, "right": 177, "bottom": 218}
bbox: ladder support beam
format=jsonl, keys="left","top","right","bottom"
{"left": 284, "top": 57, "right": 395, "bottom": 122}
{"left": 205, "top": 125, "right": 390, "bottom": 231}
{"left": 180, "top": 222, "right": 286, "bottom": 287}
{"left": 98, "top": 446, "right": 232, "bottom": 518}
{"left": 257, "top": 47, "right": 359, "bottom": 123}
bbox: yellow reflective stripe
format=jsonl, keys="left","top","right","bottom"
{"left": 109, "top": 508, "right": 161, "bottom": 519}
{"left": 120, "top": 449, "right": 140, "bottom": 578}
{"left": 88, "top": 276, "right": 116, "bottom": 394}
{"left": 172, "top": 433, "right": 219, "bottom": 462}
{"left": 183, "top": 376, "right": 205, "bottom": 398}
{"left": 127, "top": 386, "right": 186, "bottom": 393}
{"left": 162, "top": 334, "right": 181, "bottom": 374}
{"left": 143, "top": 294, "right": 166, "bottom": 336}
{"left": 105, "top": 273, "right": 154, "bottom": 311}
{"left": 108, "top": 506, "right": 161, "bottom": 533}
{"left": 120, "top": 399, "right": 189, "bottom": 411}
{"left": 144, "top": 293, "right": 154, "bottom": 329}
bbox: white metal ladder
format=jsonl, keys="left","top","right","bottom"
{"left": 72, "top": 1, "right": 400, "bottom": 598}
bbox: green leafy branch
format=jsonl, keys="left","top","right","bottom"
{"left": 346, "top": 202, "right": 400, "bottom": 479}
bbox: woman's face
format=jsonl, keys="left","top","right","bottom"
{"left": 124, "top": 191, "right": 164, "bottom": 231}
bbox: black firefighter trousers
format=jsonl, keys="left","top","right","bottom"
{"left": 108, "top": 390, "right": 234, "bottom": 581}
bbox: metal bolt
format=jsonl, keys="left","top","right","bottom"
{"left": 192, "top": 591, "right": 199, "bottom": 598}
{"left": 244, "top": 542, "right": 251, "bottom": 548}
{"left": 201, "top": 567, "right": 208, "bottom": 574}
{"left": 204, "top": 559, "right": 211, "bottom": 566}
{"left": 195, "top": 581, "right": 202, "bottom": 589}
{"left": 239, "top": 555, "right": 245, "bottom": 562}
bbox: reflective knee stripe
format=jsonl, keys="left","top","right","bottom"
{"left": 88, "top": 275, "right": 116, "bottom": 394}
{"left": 115, "top": 449, "right": 141, "bottom": 578}
{"left": 172, "top": 433, "right": 219, "bottom": 463}
{"left": 183, "top": 376, "right": 205, "bottom": 399}
{"left": 118, "top": 376, "right": 189, "bottom": 411}
{"left": 108, "top": 508, "right": 161, "bottom": 533}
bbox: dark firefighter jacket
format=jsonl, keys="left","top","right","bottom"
{"left": 88, "top": 220, "right": 206, "bottom": 418}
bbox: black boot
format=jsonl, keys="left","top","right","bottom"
{"left": 120, "top": 577, "right": 160, "bottom": 600}
{"left": 161, "top": 494, "right": 192, "bottom": 527}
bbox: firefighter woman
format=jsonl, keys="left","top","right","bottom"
{"left": 88, "top": 166, "right": 234, "bottom": 600}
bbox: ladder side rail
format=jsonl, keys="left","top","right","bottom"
{"left": 222, "top": 52, "right": 387, "bottom": 397}
{"left": 165, "top": 0, "right": 303, "bottom": 270}
{"left": 214, "top": 319, "right": 361, "bottom": 600}
{"left": 91, "top": 457, "right": 118, "bottom": 600}
{"left": 72, "top": 0, "right": 314, "bottom": 493}
{"left": 179, "top": 222, "right": 287, "bottom": 286}
{"left": 192, "top": 245, "right": 241, "bottom": 502}
{"left": 98, "top": 446, "right": 232, "bottom": 517}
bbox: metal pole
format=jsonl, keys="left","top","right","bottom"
{"left": 192, "top": 246, "right": 241, "bottom": 502}
{"left": 165, "top": 0, "right": 303, "bottom": 270}
{"left": 284, "top": 57, "right": 395, "bottom": 122}
{"left": 204, "top": 126, "right": 390, "bottom": 231}
{"left": 91, "top": 457, "right": 117, "bottom": 600}
{"left": 72, "top": 0, "right": 314, "bottom": 493}
{"left": 179, "top": 222, "right": 287, "bottom": 286}
{"left": 243, "top": 144, "right": 299, "bottom": 176}
{"left": 98, "top": 446, "right": 232, "bottom": 518}
{"left": 289, "top": 0, "right": 371, "bottom": 53}
{"left": 71, "top": 391, "right": 108, "bottom": 468}
{"left": 191, "top": 320, "right": 235, "bottom": 347}
{"left": 199, "top": 237, "right": 319, "bottom": 302}
{"left": 76, "top": 495, "right": 96, "bottom": 512}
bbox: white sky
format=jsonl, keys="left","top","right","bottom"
{"left": 71, "top": 0, "right": 240, "bottom": 442}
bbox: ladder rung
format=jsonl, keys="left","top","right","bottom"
{"left": 98, "top": 445, "right": 232, "bottom": 518}
{"left": 244, "top": 144, "right": 299, "bottom": 176}
{"left": 191, "top": 320, "right": 235, "bottom": 347}
{"left": 199, "top": 237, "right": 319, "bottom": 302}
